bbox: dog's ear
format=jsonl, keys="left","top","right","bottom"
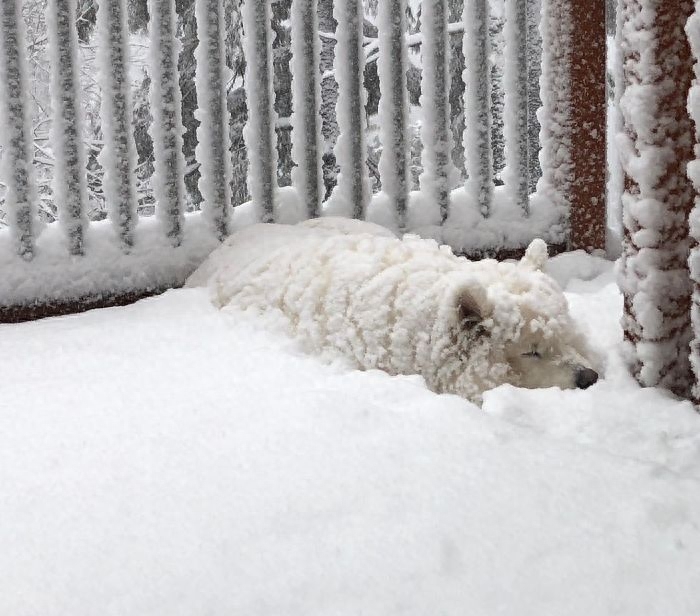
{"left": 456, "top": 286, "right": 490, "bottom": 328}
{"left": 520, "top": 238, "right": 548, "bottom": 271}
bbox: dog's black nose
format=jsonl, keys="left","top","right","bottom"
{"left": 575, "top": 367, "right": 598, "bottom": 389}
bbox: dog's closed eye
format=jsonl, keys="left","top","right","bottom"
{"left": 522, "top": 350, "right": 542, "bottom": 359}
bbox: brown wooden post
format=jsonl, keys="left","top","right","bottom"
{"left": 618, "top": 0, "right": 695, "bottom": 397}
{"left": 539, "top": 0, "right": 606, "bottom": 252}
{"left": 683, "top": 7, "right": 700, "bottom": 404}
{"left": 568, "top": 0, "right": 606, "bottom": 251}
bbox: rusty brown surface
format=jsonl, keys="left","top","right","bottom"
{"left": 0, "top": 288, "right": 170, "bottom": 324}
{"left": 568, "top": 0, "right": 607, "bottom": 252}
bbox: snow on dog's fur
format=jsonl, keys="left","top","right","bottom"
{"left": 187, "top": 220, "right": 599, "bottom": 403}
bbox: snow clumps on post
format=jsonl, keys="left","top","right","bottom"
{"left": 618, "top": 0, "right": 695, "bottom": 397}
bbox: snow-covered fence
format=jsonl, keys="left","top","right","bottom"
{"left": 236, "top": 0, "right": 605, "bottom": 252}
{"left": 331, "top": 0, "right": 371, "bottom": 220}
{"left": 96, "top": 0, "right": 138, "bottom": 250}
{"left": 463, "top": 0, "right": 493, "bottom": 218}
{"left": 503, "top": 0, "right": 529, "bottom": 215}
{"left": 0, "top": 0, "right": 608, "bottom": 321}
{"left": 242, "top": 0, "right": 277, "bottom": 224}
{"left": 376, "top": 0, "right": 409, "bottom": 231}
{"left": 0, "top": 0, "right": 37, "bottom": 260}
{"left": 195, "top": 0, "right": 232, "bottom": 240}
{"left": 418, "top": 0, "right": 453, "bottom": 225}
{"left": 47, "top": 0, "right": 88, "bottom": 256}
{"left": 290, "top": 0, "right": 324, "bottom": 220}
{"left": 148, "top": 0, "right": 186, "bottom": 247}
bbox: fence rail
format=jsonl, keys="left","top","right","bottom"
{"left": 0, "top": 0, "right": 607, "bottom": 317}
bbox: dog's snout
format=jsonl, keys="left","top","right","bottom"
{"left": 575, "top": 367, "right": 598, "bottom": 389}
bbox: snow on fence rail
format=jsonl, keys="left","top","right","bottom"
{"left": 0, "top": 0, "right": 607, "bottom": 316}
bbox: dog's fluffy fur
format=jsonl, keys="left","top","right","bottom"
{"left": 187, "top": 219, "right": 598, "bottom": 403}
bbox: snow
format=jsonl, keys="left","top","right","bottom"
{"left": 232, "top": 185, "right": 305, "bottom": 229}
{"left": 2, "top": 252, "right": 700, "bottom": 615}
{"left": 0, "top": 213, "right": 218, "bottom": 307}
{"left": 226, "top": 186, "right": 566, "bottom": 253}
{"left": 441, "top": 186, "right": 564, "bottom": 253}
{"left": 227, "top": 186, "right": 566, "bottom": 253}
{"left": 0, "top": 183, "right": 579, "bottom": 310}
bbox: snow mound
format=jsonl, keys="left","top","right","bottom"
{"left": 1, "top": 252, "right": 700, "bottom": 615}
{"left": 0, "top": 213, "right": 218, "bottom": 306}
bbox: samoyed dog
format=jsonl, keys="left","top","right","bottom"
{"left": 187, "top": 218, "right": 599, "bottom": 403}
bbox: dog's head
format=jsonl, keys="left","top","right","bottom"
{"left": 450, "top": 241, "right": 599, "bottom": 400}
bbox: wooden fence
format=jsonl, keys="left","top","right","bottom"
{"left": 0, "top": 0, "right": 607, "bottom": 322}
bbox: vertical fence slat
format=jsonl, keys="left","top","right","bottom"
{"left": 463, "top": 0, "right": 493, "bottom": 217}
{"left": 48, "top": 0, "right": 87, "bottom": 256}
{"left": 148, "top": 0, "right": 186, "bottom": 246}
{"left": 568, "top": 0, "right": 606, "bottom": 250}
{"left": 419, "top": 0, "right": 452, "bottom": 224}
{"left": 538, "top": 0, "right": 572, "bottom": 228}
{"left": 96, "top": 0, "right": 138, "bottom": 250}
{"left": 290, "top": 0, "right": 323, "bottom": 219}
{"left": 196, "top": 0, "right": 233, "bottom": 237}
{"left": 608, "top": 0, "right": 625, "bottom": 254}
{"left": 377, "top": 0, "right": 409, "bottom": 231}
{"left": 242, "top": 0, "right": 277, "bottom": 223}
{"left": 333, "top": 0, "right": 369, "bottom": 219}
{"left": 540, "top": 0, "right": 606, "bottom": 250}
{"left": 503, "top": 0, "right": 529, "bottom": 215}
{"left": 0, "top": 0, "right": 37, "bottom": 259}
{"left": 618, "top": 0, "right": 694, "bottom": 397}
{"left": 526, "top": 0, "right": 543, "bottom": 195}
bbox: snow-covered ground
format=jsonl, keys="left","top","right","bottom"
{"left": 2, "top": 251, "right": 700, "bottom": 615}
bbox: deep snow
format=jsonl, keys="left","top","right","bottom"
{"left": 1, "top": 251, "right": 700, "bottom": 615}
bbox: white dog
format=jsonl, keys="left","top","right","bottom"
{"left": 187, "top": 218, "right": 598, "bottom": 403}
